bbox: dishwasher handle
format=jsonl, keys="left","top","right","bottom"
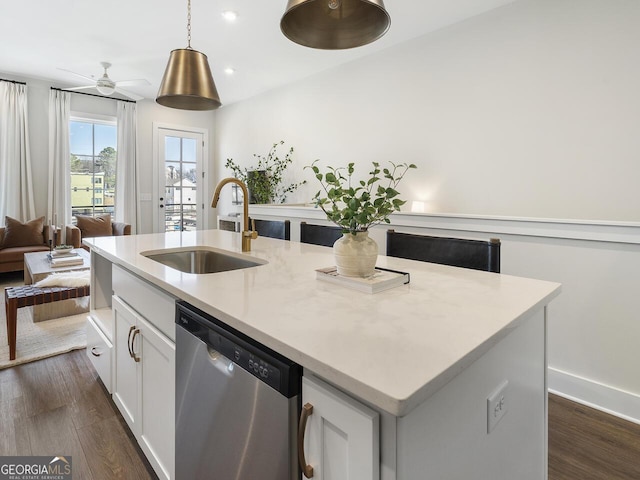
{"left": 298, "top": 402, "right": 314, "bottom": 478}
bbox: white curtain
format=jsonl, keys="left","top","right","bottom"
{"left": 47, "top": 89, "right": 71, "bottom": 229}
{"left": 115, "top": 101, "right": 138, "bottom": 233}
{"left": 0, "top": 81, "right": 36, "bottom": 221}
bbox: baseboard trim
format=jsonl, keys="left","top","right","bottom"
{"left": 548, "top": 367, "right": 640, "bottom": 425}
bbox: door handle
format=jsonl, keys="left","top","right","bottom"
{"left": 90, "top": 346, "right": 102, "bottom": 357}
{"left": 298, "top": 402, "right": 314, "bottom": 478}
{"left": 127, "top": 326, "right": 135, "bottom": 359}
{"left": 131, "top": 328, "right": 141, "bottom": 363}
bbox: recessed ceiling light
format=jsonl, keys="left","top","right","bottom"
{"left": 224, "top": 67, "right": 235, "bottom": 75}
{"left": 221, "top": 11, "right": 237, "bottom": 22}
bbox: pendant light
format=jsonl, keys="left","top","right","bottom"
{"left": 156, "top": 0, "right": 221, "bottom": 110}
{"left": 280, "top": 0, "right": 391, "bottom": 50}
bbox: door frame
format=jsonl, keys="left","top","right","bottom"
{"left": 152, "top": 122, "right": 210, "bottom": 233}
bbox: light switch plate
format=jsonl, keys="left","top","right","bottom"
{"left": 487, "top": 380, "right": 509, "bottom": 433}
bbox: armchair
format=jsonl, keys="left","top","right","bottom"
{"left": 66, "top": 214, "right": 131, "bottom": 250}
{"left": 0, "top": 217, "right": 59, "bottom": 273}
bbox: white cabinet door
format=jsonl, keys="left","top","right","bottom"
{"left": 112, "top": 295, "right": 139, "bottom": 432}
{"left": 302, "top": 375, "right": 380, "bottom": 480}
{"left": 138, "top": 314, "right": 175, "bottom": 480}
{"left": 112, "top": 294, "right": 175, "bottom": 480}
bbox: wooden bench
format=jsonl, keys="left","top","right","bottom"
{"left": 4, "top": 285, "right": 90, "bottom": 360}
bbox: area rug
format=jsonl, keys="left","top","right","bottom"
{"left": 0, "top": 272, "right": 87, "bottom": 369}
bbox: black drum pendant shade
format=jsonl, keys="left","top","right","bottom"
{"left": 280, "top": 0, "right": 391, "bottom": 50}
{"left": 156, "top": 48, "right": 221, "bottom": 111}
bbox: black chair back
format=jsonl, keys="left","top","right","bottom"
{"left": 250, "top": 218, "right": 291, "bottom": 241}
{"left": 300, "top": 222, "right": 343, "bottom": 247}
{"left": 386, "top": 229, "right": 500, "bottom": 273}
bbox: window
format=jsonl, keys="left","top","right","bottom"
{"left": 69, "top": 118, "right": 117, "bottom": 218}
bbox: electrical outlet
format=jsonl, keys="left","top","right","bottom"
{"left": 487, "top": 380, "right": 509, "bottom": 433}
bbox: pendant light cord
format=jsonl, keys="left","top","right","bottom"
{"left": 187, "top": 0, "right": 192, "bottom": 49}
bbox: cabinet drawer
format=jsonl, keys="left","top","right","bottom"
{"left": 112, "top": 264, "right": 176, "bottom": 341}
{"left": 87, "top": 314, "right": 113, "bottom": 393}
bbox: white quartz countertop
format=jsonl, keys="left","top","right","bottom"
{"left": 86, "top": 229, "right": 561, "bottom": 416}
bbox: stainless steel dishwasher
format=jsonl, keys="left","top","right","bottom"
{"left": 175, "top": 301, "right": 302, "bottom": 480}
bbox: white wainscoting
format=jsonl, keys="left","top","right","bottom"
{"left": 247, "top": 205, "right": 640, "bottom": 423}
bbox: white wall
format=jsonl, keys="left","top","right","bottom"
{"left": 214, "top": 0, "right": 640, "bottom": 223}
{"left": 213, "top": 0, "right": 640, "bottom": 422}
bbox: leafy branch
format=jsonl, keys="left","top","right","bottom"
{"left": 225, "top": 141, "right": 306, "bottom": 204}
{"left": 306, "top": 160, "right": 417, "bottom": 234}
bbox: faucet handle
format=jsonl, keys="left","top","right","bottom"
{"left": 250, "top": 218, "right": 258, "bottom": 239}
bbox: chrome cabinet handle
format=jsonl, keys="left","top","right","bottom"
{"left": 298, "top": 402, "right": 314, "bottom": 478}
{"left": 90, "top": 346, "right": 102, "bottom": 357}
{"left": 131, "top": 328, "right": 141, "bottom": 363}
{"left": 127, "top": 326, "right": 136, "bottom": 359}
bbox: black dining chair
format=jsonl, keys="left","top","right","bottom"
{"left": 249, "top": 218, "right": 291, "bottom": 241}
{"left": 386, "top": 229, "right": 501, "bottom": 273}
{"left": 299, "top": 222, "right": 343, "bottom": 247}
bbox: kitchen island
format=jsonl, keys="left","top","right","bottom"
{"left": 84, "top": 229, "right": 560, "bottom": 480}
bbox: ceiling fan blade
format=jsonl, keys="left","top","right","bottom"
{"left": 116, "top": 79, "right": 151, "bottom": 87}
{"left": 57, "top": 68, "right": 96, "bottom": 83}
{"left": 64, "top": 85, "right": 96, "bottom": 91}
{"left": 115, "top": 87, "right": 143, "bottom": 101}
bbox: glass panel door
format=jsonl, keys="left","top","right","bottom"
{"left": 157, "top": 129, "right": 204, "bottom": 232}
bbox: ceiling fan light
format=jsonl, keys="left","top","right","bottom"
{"left": 280, "top": 0, "right": 391, "bottom": 50}
{"left": 96, "top": 84, "right": 115, "bottom": 95}
{"left": 156, "top": 48, "right": 222, "bottom": 111}
{"left": 221, "top": 10, "right": 238, "bottom": 22}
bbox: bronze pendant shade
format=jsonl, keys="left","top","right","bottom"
{"left": 156, "top": 48, "right": 221, "bottom": 111}
{"left": 280, "top": 0, "right": 390, "bottom": 50}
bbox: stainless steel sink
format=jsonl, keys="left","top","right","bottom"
{"left": 141, "top": 248, "right": 266, "bottom": 274}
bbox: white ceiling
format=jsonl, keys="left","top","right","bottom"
{"left": 0, "top": 0, "right": 517, "bottom": 106}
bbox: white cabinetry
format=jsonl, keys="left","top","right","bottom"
{"left": 301, "top": 375, "right": 380, "bottom": 480}
{"left": 111, "top": 266, "right": 176, "bottom": 480}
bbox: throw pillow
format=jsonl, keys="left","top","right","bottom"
{"left": 76, "top": 213, "right": 112, "bottom": 237}
{"left": 2, "top": 216, "right": 45, "bottom": 248}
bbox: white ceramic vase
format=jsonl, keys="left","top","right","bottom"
{"left": 333, "top": 231, "right": 378, "bottom": 278}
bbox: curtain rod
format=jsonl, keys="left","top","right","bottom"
{"left": 50, "top": 87, "right": 137, "bottom": 104}
{"left": 0, "top": 78, "right": 27, "bottom": 85}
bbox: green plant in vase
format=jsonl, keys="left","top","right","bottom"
{"left": 306, "top": 160, "right": 416, "bottom": 277}
{"left": 225, "top": 141, "right": 306, "bottom": 204}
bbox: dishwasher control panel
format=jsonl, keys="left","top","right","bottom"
{"left": 176, "top": 302, "right": 300, "bottom": 397}
{"left": 211, "top": 332, "right": 282, "bottom": 391}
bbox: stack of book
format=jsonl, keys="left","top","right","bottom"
{"left": 49, "top": 249, "right": 84, "bottom": 267}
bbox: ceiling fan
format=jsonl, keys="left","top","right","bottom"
{"left": 60, "top": 61, "right": 149, "bottom": 101}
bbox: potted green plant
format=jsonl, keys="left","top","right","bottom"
{"left": 225, "top": 141, "right": 306, "bottom": 204}
{"left": 307, "top": 160, "right": 416, "bottom": 277}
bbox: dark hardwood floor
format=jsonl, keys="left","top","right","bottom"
{"left": 2, "top": 349, "right": 639, "bottom": 479}
{"left": 0, "top": 349, "right": 157, "bottom": 480}
{"left": 548, "top": 393, "right": 640, "bottom": 480}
